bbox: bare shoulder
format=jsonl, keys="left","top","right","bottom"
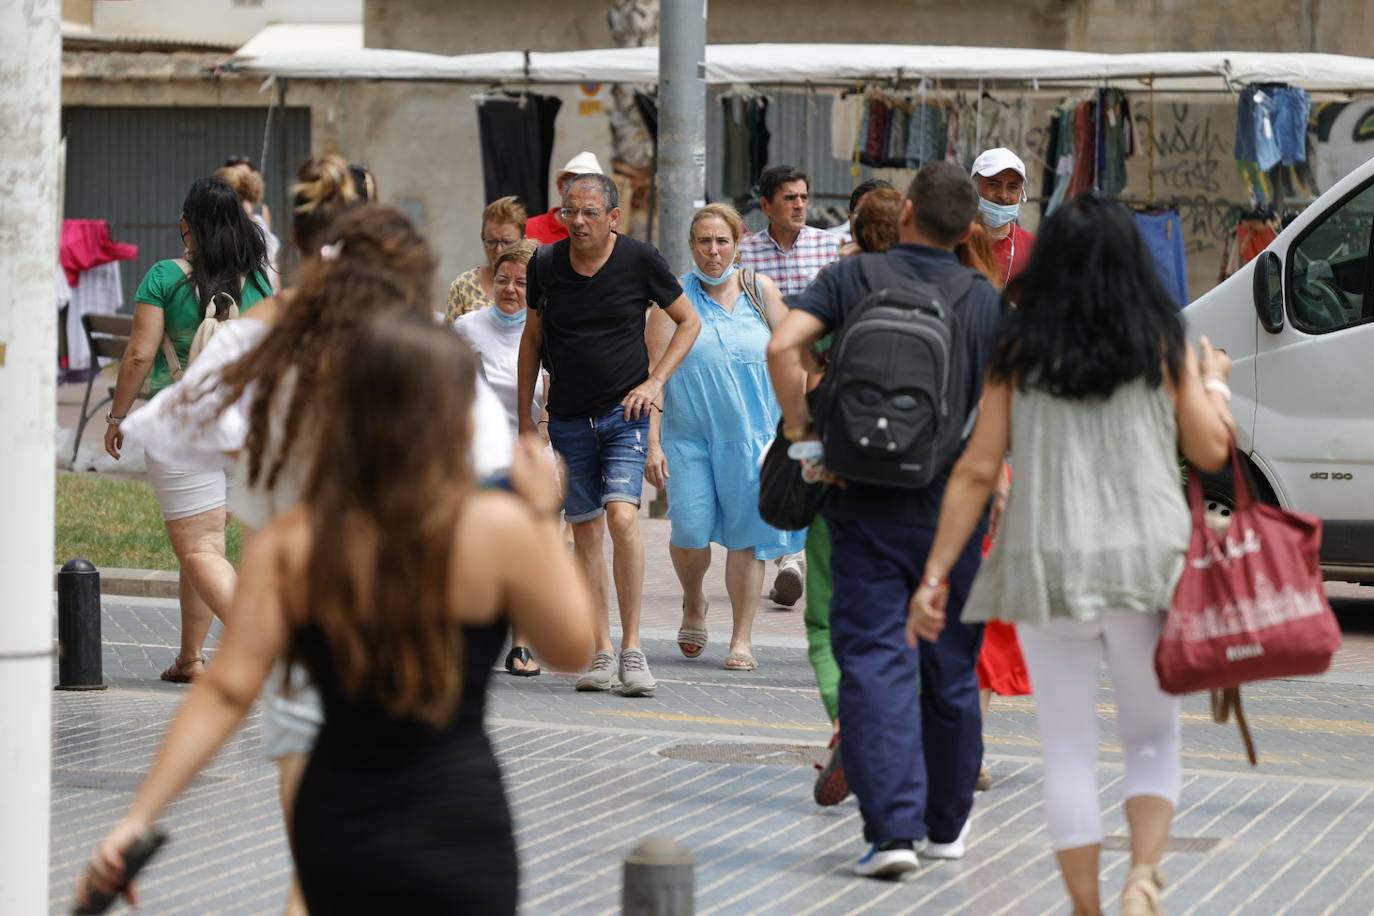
{"left": 251, "top": 505, "right": 312, "bottom": 574}
{"left": 457, "top": 490, "right": 532, "bottom": 544}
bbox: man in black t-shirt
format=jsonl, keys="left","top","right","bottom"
{"left": 517, "top": 173, "right": 700, "bottom": 697}
{"left": 766, "top": 162, "right": 1003, "bottom": 878}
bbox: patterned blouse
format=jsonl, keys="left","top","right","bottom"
{"left": 445, "top": 267, "right": 493, "bottom": 326}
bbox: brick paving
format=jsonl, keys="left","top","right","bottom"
{"left": 47, "top": 522, "right": 1374, "bottom": 914}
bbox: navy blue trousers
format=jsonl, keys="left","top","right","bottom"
{"left": 828, "top": 518, "right": 985, "bottom": 844}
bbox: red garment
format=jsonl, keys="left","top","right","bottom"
{"left": 1066, "top": 102, "right": 1097, "bottom": 200}
{"left": 525, "top": 208, "right": 568, "bottom": 245}
{"left": 1237, "top": 220, "right": 1277, "bottom": 265}
{"left": 60, "top": 219, "right": 139, "bottom": 286}
{"left": 990, "top": 224, "right": 1036, "bottom": 289}
{"left": 975, "top": 471, "right": 1032, "bottom": 697}
{"left": 977, "top": 621, "right": 1033, "bottom": 696}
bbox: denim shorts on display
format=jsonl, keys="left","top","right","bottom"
{"left": 547, "top": 404, "right": 649, "bottom": 523}
{"left": 144, "top": 451, "right": 232, "bottom": 521}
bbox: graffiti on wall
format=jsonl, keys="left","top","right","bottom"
{"left": 1309, "top": 100, "right": 1374, "bottom": 194}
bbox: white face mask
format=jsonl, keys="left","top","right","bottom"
{"left": 693, "top": 262, "right": 739, "bottom": 286}
{"left": 978, "top": 197, "right": 1021, "bottom": 228}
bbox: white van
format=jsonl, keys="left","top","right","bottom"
{"left": 1186, "top": 156, "right": 1374, "bottom": 582}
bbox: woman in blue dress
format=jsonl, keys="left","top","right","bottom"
{"left": 645, "top": 204, "right": 806, "bottom": 671}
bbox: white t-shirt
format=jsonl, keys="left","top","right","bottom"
{"left": 452, "top": 307, "right": 546, "bottom": 438}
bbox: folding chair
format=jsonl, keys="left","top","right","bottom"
{"left": 70, "top": 313, "right": 149, "bottom": 467}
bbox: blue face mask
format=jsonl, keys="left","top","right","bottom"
{"left": 491, "top": 305, "right": 527, "bottom": 326}
{"left": 978, "top": 197, "right": 1021, "bottom": 228}
{"left": 693, "top": 262, "right": 739, "bottom": 287}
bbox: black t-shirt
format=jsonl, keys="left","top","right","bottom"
{"left": 530, "top": 234, "right": 684, "bottom": 419}
{"left": 787, "top": 243, "right": 1006, "bottom": 528}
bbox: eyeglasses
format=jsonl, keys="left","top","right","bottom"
{"left": 482, "top": 237, "right": 521, "bottom": 249}
{"left": 223, "top": 156, "right": 257, "bottom": 172}
{"left": 558, "top": 207, "right": 605, "bottom": 221}
{"left": 494, "top": 276, "right": 528, "bottom": 289}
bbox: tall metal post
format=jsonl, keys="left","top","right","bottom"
{"left": 656, "top": 0, "right": 707, "bottom": 275}
{"left": 0, "top": 0, "right": 60, "bottom": 911}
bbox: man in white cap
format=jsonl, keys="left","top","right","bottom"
{"left": 526, "top": 151, "right": 605, "bottom": 245}
{"left": 970, "top": 148, "right": 1037, "bottom": 290}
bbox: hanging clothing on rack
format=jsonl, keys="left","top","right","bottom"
{"left": 475, "top": 92, "right": 562, "bottom": 213}
{"left": 1235, "top": 84, "right": 1311, "bottom": 172}
{"left": 904, "top": 101, "right": 949, "bottom": 170}
{"left": 831, "top": 93, "right": 863, "bottom": 161}
{"left": 1099, "top": 89, "right": 1132, "bottom": 196}
{"left": 59, "top": 219, "right": 138, "bottom": 374}
{"left": 721, "top": 92, "right": 770, "bottom": 201}
{"left": 1134, "top": 209, "right": 1189, "bottom": 309}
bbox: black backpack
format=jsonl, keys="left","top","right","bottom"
{"left": 812, "top": 254, "right": 984, "bottom": 489}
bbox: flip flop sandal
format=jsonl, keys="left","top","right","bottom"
{"left": 723, "top": 651, "right": 758, "bottom": 671}
{"left": 160, "top": 654, "right": 206, "bottom": 684}
{"left": 504, "top": 646, "right": 542, "bottom": 677}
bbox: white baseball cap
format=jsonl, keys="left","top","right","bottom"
{"left": 970, "top": 148, "right": 1027, "bottom": 181}
{"left": 556, "top": 151, "right": 605, "bottom": 182}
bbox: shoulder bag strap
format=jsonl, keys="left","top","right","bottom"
{"left": 160, "top": 258, "right": 196, "bottom": 379}
{"left": 534, "top": 244, "right": 552, "bottom": 313}
{"left": 739, "top": 267, "right": 770, "bottom": 329}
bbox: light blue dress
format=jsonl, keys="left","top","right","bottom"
{"left": 662, "top": 272, "right": 806, "bottom": 559}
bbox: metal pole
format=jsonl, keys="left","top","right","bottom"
{"left": 623, "top": 836, "right": 694, "bottom": 915}
{"left": 56, "top": 559, "right": 105, "bottom": 690}
{"left": 656, "top": 0, "right": 707, "bottom": 276}
{"left": 0, "top": 0, "right": 60, "bottom": 911}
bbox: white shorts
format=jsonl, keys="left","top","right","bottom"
{"left": 144, "top": 451, "right": 231, "bottom": 521}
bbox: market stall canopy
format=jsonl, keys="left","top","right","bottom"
{"left": 229, "top": 43, "right": 1374, "bottom": 94}
{"left": 235, "top": 23, "right": 363, "bottom": 60}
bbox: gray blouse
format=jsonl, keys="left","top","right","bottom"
{"left": 962, "top": 378, "right": 1192, "bottom": 626}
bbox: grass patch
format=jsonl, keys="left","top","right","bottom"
{"left": 55, "top": 471, "right": 241, "bottom": 571}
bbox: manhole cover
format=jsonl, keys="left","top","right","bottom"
{"left": 658, "top": 743, "right": 827, "bottom": 766}
{"left": 53, "top": 769, "right": 229, "bottom": 792}
{"left": 1103, "top": 835, "right": 1221, "bottom": 854}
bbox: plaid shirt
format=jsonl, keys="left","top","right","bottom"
{"left": 738, "top": 224, "right": 842, "bottom": 296}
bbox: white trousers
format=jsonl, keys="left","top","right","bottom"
{"left": 1018, "top": 610, "right": 1182, "bottom": 851}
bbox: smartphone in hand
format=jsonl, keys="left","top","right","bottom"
{"left": 74, "top": 830, "right": 167, "bottom": 915}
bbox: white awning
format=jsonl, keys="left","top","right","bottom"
{"left": 234, "top": 23, "right": 363, "bottom": 60}
{"left": 229, "top": 43, "right": 1374, "bottom": 94}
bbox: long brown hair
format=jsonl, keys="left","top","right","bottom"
{"left": 290, "top": 315, "right": 478, "bottom": 726}
{"left": 957, "top": 220, "right": 1003, "bottom": 290}
{"left": 218, "top": 204, "right": 437, "bottom": 490}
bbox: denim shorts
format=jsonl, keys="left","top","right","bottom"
{"left": 547, "top": 404, "right": 649, "bottom": 523}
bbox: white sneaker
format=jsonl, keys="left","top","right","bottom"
{"left": 922, "top": 819, "right": 970, "bottom": 860}
{"left": 852, "top": 842, "right": 918, "bottom": 878}
{"left": 769, "top": 553, "right": 806, "bottom": 607}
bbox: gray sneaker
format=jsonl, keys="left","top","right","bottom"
{"left": 575, "top": 651, "right": 617, "bottom": 692}
{"left": 618, "top": 649, "right": 657, "bottom": 697}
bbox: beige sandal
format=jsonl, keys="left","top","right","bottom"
{"left": 160, "top": 654, "right": 207, "bottom": 684}
{"left": 1121, "top": 864, "right": 1166, "bottom": 916}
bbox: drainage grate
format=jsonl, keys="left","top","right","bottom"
{"left": 53, "top": 769, "right": 229, "bottom": 792}
{"left": 657, "top": 743, "right": 828, "bottom": 767}
{"left": 1102, "top": 835, "right": 1222, "bottom": 854}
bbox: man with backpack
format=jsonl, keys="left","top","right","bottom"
{"left": 765, "top": 161, "right": 1005, "bottom": 878}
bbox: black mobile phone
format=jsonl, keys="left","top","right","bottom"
{"left": 74, "top": 830, "right": 168, "bottom": 915}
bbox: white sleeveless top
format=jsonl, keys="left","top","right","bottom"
{"left": 962, "top": 378, "right": 1192, "bottom": 626}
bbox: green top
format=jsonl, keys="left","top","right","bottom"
{"left": 133, "top": 260, "right": 271, "bottom": 392}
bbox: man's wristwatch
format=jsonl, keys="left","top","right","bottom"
{"left": 105, "top": 412, "right": 124, "bottom": 426}
{"left": 782, "top": 420, "right": 813, "bottom": 440}
{"left": 921, "top": 576, "right": 949, "bottom": 590}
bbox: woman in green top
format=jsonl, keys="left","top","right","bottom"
{"left": 104, "top": 176, "right": 272, "bottom": 683}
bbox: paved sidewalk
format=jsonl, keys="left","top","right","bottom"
{"left": 48, "top": 521, "right": 1374, "bottom": 914}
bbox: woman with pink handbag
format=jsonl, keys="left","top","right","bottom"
{"left": 908, "top": 195, "right": 1236, "bottom": 916}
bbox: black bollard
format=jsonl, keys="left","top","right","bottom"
{"left": 623, "top": 836, "right": 693, "bottom": 915}
{"left": 56, "top": 558, "right": 105, "bottom": 691}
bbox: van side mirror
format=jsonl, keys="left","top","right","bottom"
{"left": 1253, "top": 251, "right": 1284, "bottom": 333}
